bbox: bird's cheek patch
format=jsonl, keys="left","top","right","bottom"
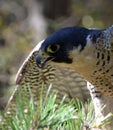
{"left": 69, "top": 49, "right": 80, "bottom": 61}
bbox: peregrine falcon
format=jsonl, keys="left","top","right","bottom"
{"left": 4, "top": 25, "right": 113, "bottom": 130}
{"left": 36, "top": 25, "right": 113, "bottom": 130}
{"left": 36, "top": 26, "right": 113, "bottom": 97}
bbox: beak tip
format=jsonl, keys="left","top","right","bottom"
{"left": 36, "top": 55, "right": 45, "bottom": 68}
{"left": 37, "top": 63, "right": 44, "bottom": 68}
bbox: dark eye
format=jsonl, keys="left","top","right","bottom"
{"left": 46, "top": 44, "right": 60, "bottom": 53}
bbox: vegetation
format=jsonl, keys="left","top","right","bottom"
{"left": 0, "top": 84, "right": 112, "bottom": 130}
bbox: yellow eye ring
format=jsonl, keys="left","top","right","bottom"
{"left": 46, "top": 44, "right": 60, "bottom": 53}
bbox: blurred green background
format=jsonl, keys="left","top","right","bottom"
{"left": 0, "top": 0, "right": 113, "bottom": 88}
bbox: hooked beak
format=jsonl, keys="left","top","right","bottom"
{"left": 36, "top": 50, "right": 54, "bottom": 68}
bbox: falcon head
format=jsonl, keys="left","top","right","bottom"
{"left": 36, "top": 26, "right": 102, "bottom": 68}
